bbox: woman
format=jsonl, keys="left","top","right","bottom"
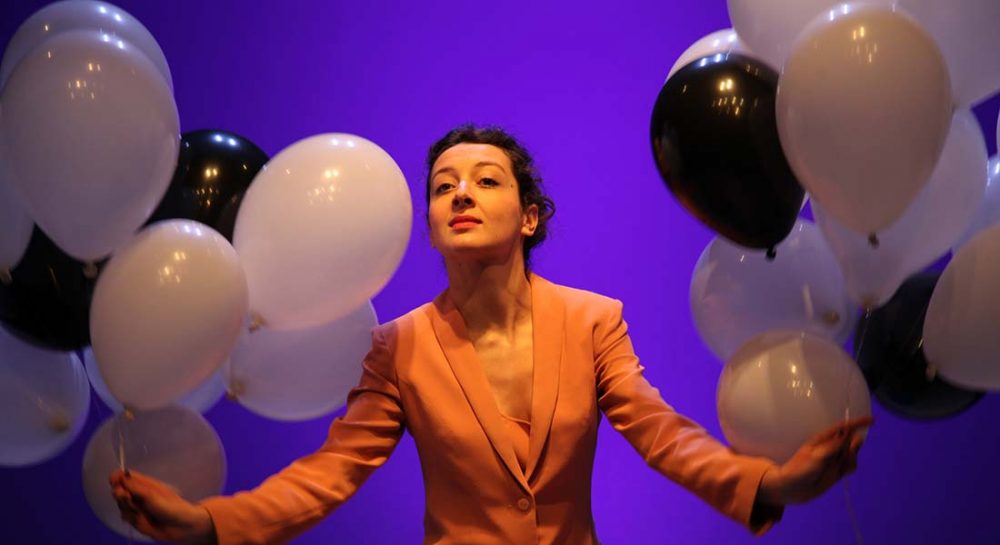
{"left": 110, "top": 124, "right": 872, "bottom": 545}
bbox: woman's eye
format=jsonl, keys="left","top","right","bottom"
{"left": 480, "top": 177, "right": 499, "bottom": 186}
{"left": 435, "top": 183, "right": 452, "bottom": 194}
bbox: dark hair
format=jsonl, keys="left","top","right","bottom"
{"left": 425, "top": 124, "right": 556, "bottom": 269}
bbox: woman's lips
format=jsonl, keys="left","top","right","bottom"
{"left": 450, "top": 221, "right": 480, "bottom": 230}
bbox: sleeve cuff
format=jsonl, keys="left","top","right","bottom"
{"left": 198, "top": 495, "right": 248, "bottom": 545}
{"left": 737, "top": 457, "right": 785, "bottom": 537}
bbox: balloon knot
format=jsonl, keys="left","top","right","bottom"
{"left": 83, "top": 261, "right": 99, "bottom": 279}
{"left": 821, "top": 310, "right": 841, "bottom": 326}
{"left": 765, "top": 247, "right": 777, "bottom": 261}
{"left": 0, "top": 268, "right": 12, "bottom": 285}
{"left": 867, "top": 234, "right": 880, "bottom": 248}
{"left": 48, "top": 413, "right": 70, "bottom": 433}
{"left": 248, "top": 312, "right": 267, "bottom": 333}
{"left": 226, "top": 380, "right": 245, "bottom": 401}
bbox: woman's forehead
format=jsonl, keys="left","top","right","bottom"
{"left": 433, "top": 143, "right": 512, "bottom": 174}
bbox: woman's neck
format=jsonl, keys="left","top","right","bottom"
{"left": 444, "top": 256, "right": 532, "bottom": 340}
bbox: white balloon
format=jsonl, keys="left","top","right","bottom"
{"left": 776, "top": 4, "right": 952, "bottom": 236}
{"left": 924, "top": 224, "right": 1000, "bottom": 390}
{"left": 0, "top": 0, "right": 172, "bottom": 91}
{"left": 225, "top": 301, "right": 378, "bottom": 421}
{"left": 690, "top": 220, "right": 856, "bottom": 361}
{"left": 726, "top": 0, "right": 895, "bottom": 69}
{"left": 898, "top": 0, "right": 1000, "bottom": 106}
{"left": 815, "top": 110, "right": 988, "bottom": 308}
{"left": 0, "top": 327, "right": 90, "bottom": 467}
{"left": 82, "top": 406, "right": 225, "bottom": 541}
{"left": 0, "top": 176, "right": 32, "bottom": 271}
{"left": 718, "top": 330, "right": 872, "bottom": 464}
{"left": 668, "top": 28, "right": 755, "bottom": 80}
{"left": 234, "top": 134, "right": 411, "bottom": 330}
{"left": 82, "top": 347, "right": 225, "bottom": 415}
{"left": 90, "top": 220, "right": 248, "bottom": 410}
{"left": 954, "top": 156, "right": 1000, "bottom": 252}
{"left": 0, "top": 29, "right": 179, "bottom": 261}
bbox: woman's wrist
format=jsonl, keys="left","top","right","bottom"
{"left": 757, "top": 466, "right": 787, "bottom": 506}
{"left": 187, "top": 505, "right": 218, "bottom": 545}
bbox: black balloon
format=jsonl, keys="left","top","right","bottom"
{"left": 0, "top": 227, "right": 105, "bottom": 350}
{"left": 650, "top": 53, "right": 804, "bottom": 253}
{"left": 144, "top": 129, "right": 268, "bottom": 241}
{"left": 854, "top": 272, "right": 984, "bottom": 420}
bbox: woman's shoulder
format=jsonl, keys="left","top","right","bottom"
{"left": 370, "top": 301, "right": 435, "bottom": 337}
{"left": 537, "top": 275, "right": 623, "bottom": 318}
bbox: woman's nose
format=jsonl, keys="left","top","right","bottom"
{"left": 453, "top": 180, "right": 473, "bottom": 206}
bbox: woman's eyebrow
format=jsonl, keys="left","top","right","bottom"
{"left": 431, "top": 166, "right": 457, "bottom": 180}
{"left": 431, "top": 161, "right": 508, "bottom": 180}
{"left": 473, "top": 161, "right": 507, "bottom": 173}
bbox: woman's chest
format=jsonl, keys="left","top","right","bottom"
{"left": 398, "top": 331, "right": 599, "bottom": 453}
{"left": 473, "top": 331, "right": 533, "bottom": 422}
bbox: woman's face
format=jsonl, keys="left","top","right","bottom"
{"left": 427, "top": 143, "right": 538, "bottom": 264}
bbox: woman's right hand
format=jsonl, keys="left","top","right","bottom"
{"left": 109, "top": 469, "right": 217, "bottom": 545}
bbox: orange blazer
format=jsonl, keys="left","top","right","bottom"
{"left": 200, "top": 273, "right": 784, "bottom": 544}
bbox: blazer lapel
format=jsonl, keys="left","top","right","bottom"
{"left": 430, "top": 288, "right": 532, "bottom": 494}
{"left": 428, "top": 272, "right": 565, "bottom": 492}
{"left": 524, "top": 272, "right": 563, "bottom": 482}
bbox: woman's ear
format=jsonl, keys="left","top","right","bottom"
{"left": 522, "top": 203, "right": 539, "bottom": 236}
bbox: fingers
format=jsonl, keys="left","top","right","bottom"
{"left": 834, "top": 432, "right": 865, "bottom": 479}
{"left": 841, "top": 415, "right": 874, "bottom": 435}
{"left": 813, "top": 431, "right": 853, "bottom": 461}
{"left": 810, "top": 416, "right": 874, "bottom": 450}
{"left": 846, "top": 433, "right": 864, "bottom": 468}
{"left": 114, "top": 490, "right": 137, "bottom": 517}
{"left": 849, "top": 432, "right": 864, "bottom": 453}
{"left": 110, "top": 470, "right": 148, "bottom": 522}
{"left": 812, "top": 423, "right": 848, "bottom": 444}
{"left": 124, "top": 470, "right": 172, "bottom": 497}
{"left": 114, "top": 488, "right": 163, "bottom": 540}
{"left": 109, "top": 468, "right": 127, "bottom": 488}
{"left": 113, "top": 469, "right": 168, "bottom": 507}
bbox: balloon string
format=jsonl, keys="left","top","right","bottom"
{"left": 847, "top": 307, "right": 874, "bottom": 422}
{"left": 5, "top": 363, "right": 67, "bottom": 426}
{"left": 88, "top": 364, "right": 105, "bottom": 545}
{"left": 114, "top": 410, "right": 136, "bottom": 545}
{"left": 843, "top": 309, "right": 868, "bottom": 544}
{"left": 842, "top": 477, "right": 865, "bottom": 545}
{"left": 117, "top": 421, "right": 126, "bottom": 472}
{"left": 852, "top": 308, "right": 874, "bottom": 362}
{"left": 906, "top": 303, "right": 933, "bottom": 379}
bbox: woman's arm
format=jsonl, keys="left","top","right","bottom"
{"left": 198, "top": 326, "right": 407, "bottom": 545}
{"left": 593, "top": 298, "right": 783, "bottom": 537}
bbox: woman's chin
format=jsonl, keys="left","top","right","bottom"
{"left": 440, "top": 244, "right": 512, "bottom": 265}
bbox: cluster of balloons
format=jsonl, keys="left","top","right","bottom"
{"left": 0, "top": 1, "right": 412, "bottom": 539}
{"left": 653, "top": 0, "right": 1000, "bottom": 461}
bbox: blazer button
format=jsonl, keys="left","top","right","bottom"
{"left": 517, "top": 498, "right": 531, "bottom": 511}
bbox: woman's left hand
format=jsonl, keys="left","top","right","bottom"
{"left": 758, "top": 415, "right": 874, "bottom": 505}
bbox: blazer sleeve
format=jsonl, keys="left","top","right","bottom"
{"left": 594, "top": 298, "right": 784, "bottom": 537}
{"left": 198, "top": 326, "right": 407, "bottom": 545}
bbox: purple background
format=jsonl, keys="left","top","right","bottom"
{"left": 3, "top": 1, "right": 1000, "bottom": 543}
